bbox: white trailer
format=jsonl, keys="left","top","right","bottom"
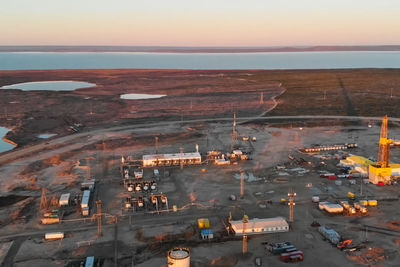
{"left": 45, "top": 232, "right": 64, "bottom": 240}
{"left": 59, "top": 193, "right": 70, "bottom": 206}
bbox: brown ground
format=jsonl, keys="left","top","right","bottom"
{"left": 0, "top": 69, "right": 283, "bottom": 146}
{"left": 1, "top": 68, "right": 400, "bottom": 148}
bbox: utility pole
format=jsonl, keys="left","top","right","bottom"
{"left": 288, "top": 189, "right": 296, "bottom": 223}
{"left": 240, "top": 171, "right": 244, "bottom": 199}
{"left": 242, "top": 214, "right": 248, "bottom": 255}
{"left": 231, "top": 112, "right": 237, "bottom": 151}
{"left": 180, "top": 147, "right": 184, "bottom": 170}
{"left": 97, "top": 200, "right": 102, "bottom": 237}
{"left": 155, "top": 137, "right": 159, "bottom": 154}
{"left": 259, "top": 92, "right": 264, "bottom": 104}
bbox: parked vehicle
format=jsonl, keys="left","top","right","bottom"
{"left": 280, "top": 251, "right": 303, "bottom": 262}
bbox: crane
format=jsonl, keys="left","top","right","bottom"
{"left": 377, "top": 115, "right": 392, "bottom": 168}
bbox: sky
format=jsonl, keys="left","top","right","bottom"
{"left": 1, "top": 0, "right": 399, "bottom": 46}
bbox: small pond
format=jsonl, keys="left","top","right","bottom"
{"left": 120, "top": 93, "right": 166, "bottom": 100}
{"left": 0, "top": 81, "right": 95, "bottom": 91}
{"left": 0, "top": 126, "right": 15, "bottom": 153}
{"left": 38, "top": 134, "right": 57, "bottom": 139}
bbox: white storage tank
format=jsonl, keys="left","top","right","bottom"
{"left": 168, "top": 247, "right": 190, "bottom": 267}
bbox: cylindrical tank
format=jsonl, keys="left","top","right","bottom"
{"left": 168, "top": 248, "right": 190, "bottom": 267}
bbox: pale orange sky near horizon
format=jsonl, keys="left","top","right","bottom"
{"left": 1, "top": 0, "right": 400, "bottom": 46}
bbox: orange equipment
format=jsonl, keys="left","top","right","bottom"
{"left": 377, "top": 115, "right": 392, "bottom": 168}
{"left": 337, "top": 240, "right": 353, "bottom": 249}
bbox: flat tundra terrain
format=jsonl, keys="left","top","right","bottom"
{"left": 0, "top": 69, "right": 400, "bottom": 266}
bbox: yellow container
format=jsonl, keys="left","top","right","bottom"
{"left": 360, "top": 200, "right": 368, "bottom": 206}
{"left": 368, "top": 200, "right": 378, "bottom": 206}
{"left": 348, "top": 192, "right": 355, "bottom": 198}
{"left": 198, "top": 218, "right": 210, "bottom": 228}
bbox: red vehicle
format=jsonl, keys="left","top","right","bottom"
{"left": 378, "top": 181, "right": 385, "bottom": 186}
{"left": 328, "top": 175, "right": 337, "bottom": 180}
{"left": 320, "top": 173, "right": 335, "bottom": 178}
{"left": 288, "top": 255, "right": 303, "bottom": 262}
{"left": 280, "top": 250, "right": 303, "bottom": 262}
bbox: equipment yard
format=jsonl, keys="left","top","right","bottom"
{"left": 0, "top": 69, "right": 400, "bottom": 266}
{"left": 0, "top": 116, "right": 400, "bottom": 266}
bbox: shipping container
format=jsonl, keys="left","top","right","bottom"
{"left": 81, "top": 190, "right": 91, "bottom": 209}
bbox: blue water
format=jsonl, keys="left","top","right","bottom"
{"left": 1, "top": 51, "right": 400, "bottom": 70}
{"left": 38, "top": 134, "right": 57, "bottom": 139}
{"left": 1, "top": 81, "right": 95, "bottom": 91}
{"left": 0, "top": 126, "right": 15, "bottom": 153}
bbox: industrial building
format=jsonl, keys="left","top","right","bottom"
{"left": 230, "top": 217, "right": 289, "bottom": 236}
{"left": 142, "top": 152, "right": 201, "bottom": 167}
{"left": 340, "top": 155, "right": 400, "bottom": 182}
{"left": 302, "top": 143, "right": 357, "bottom": 153}
{"left": 340, "top": 155, "right": 373, "bottom": 168}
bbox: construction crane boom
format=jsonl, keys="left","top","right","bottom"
{"left": 377, "top": 115, "right": 392, "bottom": 168}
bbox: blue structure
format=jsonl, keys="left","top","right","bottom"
{"left": 85, "top": 256, "right": 94, "bottom": 267}
{"left": 201, "top": 229, "right": 213, "bottom": 239}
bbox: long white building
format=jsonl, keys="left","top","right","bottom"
{"left": 230, "top": 217, "right": 289, "bottom": 236}
{"left": 142, "top": 152, "right": 202, "bottom": 167}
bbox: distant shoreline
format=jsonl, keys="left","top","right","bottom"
{"left": 1, "top": 45, "right": 400, "bottom": 53}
